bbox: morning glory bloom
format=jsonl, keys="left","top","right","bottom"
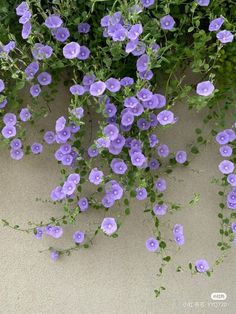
{"left": 149, "top": 134, "right": 159, "bottom": 147}
{"left": 146, "top": 237, "right": 159, "bottom": 252}
{"left": 217, "top": 30, "right": 234, "bottom": 44}
{"left": 31, "top": 143, "right": 43, "bottom": 154}
{"left": 0, "top": 79, "right": 5, "bottom": 92}
{"left": 219, "top": 145, "right": 232, "bottom": 157}
{"left": 19, "top": 108, "right": 31, "bottom": 122}
{"left": 157, "top": 144, "right": 170, "bottom": 157}
{"left": 50, "top": 251, "right": 59, "bottom": 261}
{"left": 70, "top": 84, "right": 85, "bottom": 96}
{"left": 25, "top": 62, "right": 39, "bottom": 80}
{"left": 55, "top": 116, "right": 66, "bottom": 133}
{"left": 101, "top": 217, "right": 117, "bottom": 236}
{"left": 3, "top": 113, "right": 17, "bottom": 126}
{"left": 195, "top": 259, "right": 209, "bottom": 273}
{"left": 160, "top": 15, "right": 175, "bottom": 30}
{"left": 78, "top": 23, "right": 90, "bottom": 33}
{"left": 136, "top": 187, "right": 147, "bottom": 200}
{"left": 111, "top": 158, "right": 127, "bottom": 174}
{"left": 89, "top": 168, "right": 104, "bottom": 185}
{"left": 22, "top": 22, "right": 32, "bottom": 39}
{"left": 209, "top": 17, "right": 224, "bottom": 32}
{"left": 137, "top": 88, "right": 152, "bottom": 101}
{"left": 32, "top": 43, "right": 53, "bottom": 60}
{"left": 77, "top": 46, "right": 90, "bottom": 60}
{"left": 153, "top": 203, "right": 168, "bottom": 216}
{"left": 37, "top": 72, "right": 52, "bottom": 85}
{"left": 136, "top": 54, "right": 149, "bottom": 72}
{"left": 105, "top": 78, "right": 121, "bottom": 93}
{"left": 104, "top": 103, "right": 117, "bottom": 117}
{"left": 215, "top": 131, "right": 229, "bottom": 145}
{"left": 82, "top": 74, "right": 96, "bottom": 86}
{"left": 73, "top": 231, "right": 85, "bottom": 243}
{"left": 44, "top": 131, "right": 55, "bottom": 144}
{"left": 0, "top": 99, "right": 7, "bottom": 109}
{"left": 175, "top": 150, "right": 187, "bottom": 164}
{"left": 141, "top": 0, "right": 155, "bottom": 8}
{"left": 197, "top": 0, "right": 210, "bottom": 6}
{"left": 231, "top": 222, "right": 236, "bottom": 233}
{"left": 16, "top": 2, "right": 29, "bottom": 16}
{"left": 19, "top": 11, "right": 31, "bottom": 24}
{"left": 155, "top": 178, "right": 167, "bottom": 192}
{"left": 173, "top": 224, "right": 184, "bottom": 236}
{"left": 63, "top": 42, "right": 80, "bottom": 59}
{"left": 174, "top": 234, "right": 185, "bottom": 246}
{"left": 10, "top": 138, "right": 22, "bottom": 149}
{"left": 53, "top": 27, "right": 70, "bottom": 42}
{"left": 131, "top": 152, "right": 146, "bottom": 167}
{"left": 196, "top": 81, "right": 215, "bottom": 96}
{"left": 157, "top": 110, "right": 174, "bottom": 125}
{"left": 1, "top": 125, "right": 16, "bottom": 138}
{"left": 78, "top": 197, "right": 88, "bottom": 211}
{"left": 102, "top": 193, "right": 115, "bottom": 208}
{"left": 35, "top": 227, "right": 44, "bottom": 240}
{"left": 225, "top": 129, "right": 236, "bottom": 142}
{"left": 227, "top": 174, "right": 236, "bottom": 187}
{"left": 218, "top": 160, "right": 234, "bottom": 174}
{"left": 50, "top": 226, "right": 63, "bottom": 239}
{"left": 10, "top": 149, "right": 24, "bottom": 160}
{"left": 30, "top": 84, "right": 41, "bottom": 97}
{"left": 128, "top": 24, "right": 143, "bottom": 41}
{"left": 124, "top": 97, "right": 139, "bottom": 108}
{"left": 45, "top": 15, "right": 63, "bottom": 29}
{"left": 149, "top": 159, "right": 160, "bottom": 170}
{"left": 62, "top": 181, "right": 76, "bottom": 195}
{"left": 103, "top": 124, "right": 119, "bottom": 140}
{"left": 90, "top": 81, "right": 106, "bottom": 96}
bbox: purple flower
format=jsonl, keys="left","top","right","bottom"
{"left": 89, "top": 168, "right": 104, "bottom": 185}
{"left": 132, "top": 41, "right": 146, "bottom": 56}
{"left": 137, "top": 88, "right": 153, "bottom": 101}
{"left": 82, "top": 74, "right": 96, "bottom": 86}
{"left": 146, "top": 237, "right": 159, "bottom": 252}
{"left": 217, "top": 30, "right": 234, "bottom": 44}
{"left": 231, "top": 222, "right": 236, "bottom": 233}
{"left": 51, "top": 226, "right": 63, "bottom": 239}
{"left": 215, "top": 131, "right": 229, "bottom": 145}
{"left": 50, "top": 186, "right": 66, "bottom": 201}
{"left": 61, "top": 154, "right": 73, "bottom": 166}
{"left": 174, "top": 234, "right": 185, "bottom": 246}
{"left": 31, "top": 142, "right": 43, "bottom": 154}
{"left": 50, "top": 251, "right": 59, "bottom": 261}
{"left": 227, "top": 174, "right": 236, "bottom": 187}
{"left": 149, "top": 159, "right": 159, "bottom": 170}
{"left": 141, "top": 0, "right": 155, "bottom": 8}
{"left": 155, "top": 178, "right": 167, "bottom": 192}
{"left": 78, "top": 23, "right": 90, "bottom": 33}
{"left": 73, "top": 231, "right": 85, "bottom": 243}
{"left": 0, "top": 79, "right": 5, "bottom": 92}
{"left": 225, "top": 129, "right": 236, "bottom": 142}
{"left": 130, "top": 103, "right": 144, "bottom": 116}
{"left": 63, "top": 42, "right": 80, "bottom": 59}
{"left": 10, "top": 138, "right": 22, "bottom": 149}
{"left": 44, "top": 131, "right": 55, "bottom": 144}
{"left": 196, "top": 81, "right": 215, "bottom": 96}
{"left": 153, "top": 203, "right": 168, "bottom": 216}
{"left": 88, "top": 146, "right": 99, "bottom": 158}
{"left": 197, "top": 0, "right": 210, "bottom": 6}
{"left": 124, "top": 97, "right": 139, "bottom": 108}
{"left": 78, "top": 197, "right": 88, "bottom": 212}
{"left": 30, "top": 84, "right": 41, "bottom": 98}
{"left": 110, "top": 24, "right": 127, "bottom": 41}
{"left": 55, "top": 116, "right": 66, "bottom": 132}
{"left": 25, "top": 62, "right": 39, "bottom": 80}
{"left": 131, "top": 152, "right": 146, "bottom": 167}
{"left": 136, "top": 187, "right": 147, "bottom": 200}
{"left": 16, "top": 2, "right": 29, "bottom": 16}
{"left": 32, "top": 43, "right": 53, "bottom": 60}
{"left": 219, "top": 145, "right": 232, "bottom": 157}
{"left": 62, "top": 181, "right": 76, "bottom": 195}
{"left": 3, "top": 113, "right": 17, "bottom": 126}
{"left": 37, "top": 72, "right": 52, "bottom": 86}
{"left": 102, "top": 194, "right": 115, "bottom": 208}
{"left": 10, "top": 148, "right": 24, "bottom": 160}
{"left": 120, "top": 77, "right": 134, "bottom": 86}
{"left": 45, "top": 15, "right": 63, "bottom": 29}
{"left": 67, "top": 173, "right": 80, "bottom": 185}
{"left": 195, "top": 259, "right": 209, "bottom": 273}
{"left": 0, "top": 99, "right": 7, "bottom": 109}
{"left": 128, "top": 24, "right": 143, "bottom": 41}
{"left": 157, "top": 144, "right": 170, "bottom": 158}
{"left": 218, "top": 160, "right": 234, "bottom": 174}
{"left": 137, "top": 118, "right": 151, "bottom": 131}
{"left": 57, "top": 128, "right": 71, "bottom": 142}
{"left": 60, "top": 143, "right": 72, "bottom": 154}
{"left": 105, "top": 78, "right": 121, "bottom": 93}
{"left": 160, "top": 15, "right": 175, "bottom": 30}
{"left": 136, "top": 54, "right": 149, "bottom": 72}
{"left": 1, "top": 125, "right": 16, "bottom": 138}
{"left": 104, "top": 103, "right": 117, "bottom": 117}
{"left": 77, "top": 46, "right": 90, "bottom": 60}
{"left": 139, "top": 70, "right": 153, "bottom": 81}
{"left": 173, "top": 224, "right": 184, "bottom": 236}
{"left": 90, "top": 81, "right": 106, "bottom": 96}
{"left": 70, "top": 84, "right": 85, "bottom": 96}
{"left": 107, "top": 182, "right": 123, "bottom": 200}
{"left": 209, "top": 17, "right": 224, "bottom": 32}
{"left": 101, "top": 217, "right": 117, "bottom": 236}
{"left": 149, "top": 134, "right": 159, "bottom": 147}
{"left": 175, "top": 150, "right": 187, "bottom": 164}
{"left": 53, "top": 27, "right": 70, "bottom": 42}
{"left": 19, "top": 10, "right": 31, "bottom": 24}
{"left": 35, "top": 227, "right": 44, "bottom": 240}
{"left": 111, "top": 158, "right": 127, "bottom": 174}
{"left": 19, "top": 108, "right": 31, "bottom": 121}
{"left": 22, "top": 22, "right": 32, "bottom": 39}
{"left": 157, "top": 110, "right": 174, "bottom": 125}
{"left": 103, "top": 124, "right": 119, "bottom": 140}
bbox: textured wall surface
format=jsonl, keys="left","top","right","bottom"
{"left": 0, "top": 85, "right": 235, "bottom": 314}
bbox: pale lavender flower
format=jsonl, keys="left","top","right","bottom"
{"left": 77, "top": 46, "right": 90, "bottom": 60}
{"left": 124, "top": 96, "right": 139, "bottom": 108}
{"left": 136, "top": 54, "right": 149, "bottom": 72}
{"left": 209, "top": 17, "right": 224, "bottom": 32}
{"left": 146, "top": 237, "right": 159, "bottom": 252}
{"left": 30, "top": 84, "right": 41, "bottom": 97}
{"left": 44, "top": 131, "right": 55, "bottom": 144}
{"left": 70, "top": 84, "right": 85, "bottom": 96}
{"left": 139, "top": 70, "right": 153, "bottom": 80}
{"left": 53, "top": 27, "right": 70, "bottom": 42}
{"left": 32, "top": 43, "right": 53, "bottom": 60}
{"left": 155, "top": 178, "right": 167, "bottom": 192}
{"left": 10, "top": 149, "right": 24, "bottom": 160}
{"left": 149, "top": 159, "right": 159, "bottom": 170}
{"left": 82, "top": 74, "right": 96, "bottom": 86}
{"left": 37, "top": 72, "right": 52, "bottom": 85}
{"left": 174, "top": 234, "right": 185, "bottom": 246}
{"left": 157, "top": 110, "right": 174, "bottom": 125}
{"left": 130, "top": 103, "right": 144, "bottom": 116}
{"left": 50, "top": 251, "right": 59, "bottom": 261}
{"left": 231, "top": 222, "right": 236, "bottom": 233}
{"left": 137, "top": 88, "right": 152, "bottom": 101}
{"left": 0, "top": 99, "right": 7, "bottom": 109}
{"left": 131, "top": 152, "right": 146, "bottom": 167}
{"left": 149, "top": 134, "right": 159, "bottom": 147}
{"left": 45, "top": 15, "right": 63, "bottom": 29}
{"left": 103, "top": 124, "right": 119, "bottom": 140}
{"left": 215, "top": 131, "right": 229, "bottom": 145}
{"left": 63, "top": 42, "right": 80, "bottom": 59}
{"left": 55, "top": 116, "right": 66, "bottom": 132}
{"left": 195, "top": 259, "right": 209, "bottom": 273}
{"left": 89, "top": 168, "right": 104, "bottom": 185}
{"left": 60, "top": 143, "right": 72, "bottom": 154}
{"left": 102, "top": 194, "right": 115, "bottom": 208}
{"left": 197, "top": 0, "right": 210, "bottom": 6}
{"left": 35, "top": 227, "right": 44, "bottom": 240}
{"left": 111, "top": 158, "right": 127, "bottom": 174}
{"left": 16, "top": 2, "right": 29, "bottom": 16}
{"left": 105, "top": 78, "right": 121, "bottom": 93}
{"left": 128, "top": 24, "right": 143, "bottom": 40}
{"left": 25, "top": 62, "right": 39, "bottom": 80}
{"left": 90, "top": 81, "right": 106, "bottom": 96}
{"left": 0, "top": 79, "right": 5, "bottom": 92}
{"left": 175, "top": 150, "right": 187, "bottom": 164}
{"left": 63, "top": 181, "right": 76, "bottom": 195}
{"left": 78, "top": 23, "right": 90, "bottom": 33}
{"left": 219, "top": 145, "right": 232, "bottom": 157}
{"left": 51, "top": 226, "right": 63, "bottom": 239}
{"left": 3, "top": 113, "right": 17, "bottom": 126}
{"left": 196, "top": 81, "right": 215, "bottom": 96}
{"left": 173, "top": 224, "right": 184, "bottom": 236}
{"left": 57, "top": 128, "right": 71, "bottom": 142}
{"left": 78, "top": 198, "right": 88, "bottom": 211}
{"left": 19, "top": 11, "right": 31, "bottom": 24}
{"left": 1, "top": 125, "right": 16, "bottom": 138}
{"left": 218, "top": 160, "right": 234, "bottom": 174}
{"left": 160, "top": 15, "right": 175, "bottom": 30}
{"left": 136, "top": 187, "right": 147, "bottom": 200}
{"left": 137, "top": 118, "right": 151, "bottom": 130}
{"left": 227, "top": 174, "right": 236, "bottom": 187}
{"left": 10, "top": 138, "right": 22, "bottom": 149}
{"left": 88, "top": 146, "right": 99, "bottom": 158}
{"left": 217, "top": 30, "right": 234, "bottom": 44}
{"left": 225, "top": 129, "right": 236, "bottom": 142}
{"left": 141, "top": 0, "right": 155, "bottom": 8}
{"left": 120, "top": 77, "right": 134, "bottom": 86}
{"left": 108, "top": 183, "right": 123, "bottom": 200}
{"left": 104, "top": 103, "right": 117, "bottom": 117}
{"left": 61, "top": 154, "right": 73, "bottom": 166}
{"left": 101, "top": 217, "right": 117, "bottom": 236}
{"left": 132, "top": 41, "right": 146, "bottom": 56}
{"left": 73, "top": 231, "right": 85, "bottom": 243}
{"left": 31, "top": 142, "right": 43, "bottom": 154}
{"left": 153, "top": 203, "right": 168, "bottom": 216}
{"left": 22, "top": 21, "right": 32, "bottom": 39}
{"left": 19, "top": 108, "right": 31, "bottom": 122}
